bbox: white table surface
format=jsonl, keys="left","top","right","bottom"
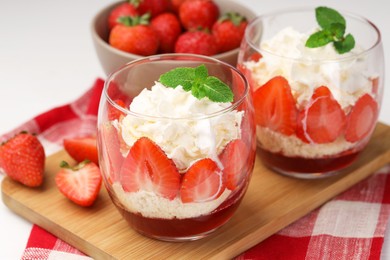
{"left": 0, "top": 0, "right": 389, "bottom": 259}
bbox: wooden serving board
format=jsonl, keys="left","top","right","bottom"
{"left": 3, "top": 122, "right": 390, "bottom": 259}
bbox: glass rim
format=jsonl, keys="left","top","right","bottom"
{"left": 103, "top": 53, "right": 250, "bottom": 121}
{"left": 245, "top": 6, "right": 382, "bottom": 63}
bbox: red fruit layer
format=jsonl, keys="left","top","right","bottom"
{"left": 251, "top": 75, "right": 378, "bottom": 145}
{"left": 109, "top": 182, "right": 247, "bottom": 239}
{"left": 253, "top": 76, "right": 297, "bottom": 136}
{"left": 258, "top": 147, "right": 361, "bottom": 174}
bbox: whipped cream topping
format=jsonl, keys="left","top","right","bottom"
{"left": 245, "top": 27, "right": 373, "bottom": 109}
{"left": 118, "top": 82, "right": 243, "bottom": 171}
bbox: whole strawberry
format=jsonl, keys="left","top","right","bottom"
{"left": 179, "top": 0, "right": 219, "bottom": 30}
{"left": 131, "top": 0, "right": 170, "bottom": 18}
{"left": 109, "top": 14, "right": 159, "bottom": 55}
{"left": 0, "top": 132, "right": 45, "bottom": 187}
{"left": 175, "top": 30, "right": 218, "bottom": 56}
{"left": 170, "top": 0, "right": 188, "bottom": 13}
{"left": 212, "top": 12, "right": 248, "bottom": 53}
{"left": 108, "top": 2, "right": 139, "bottom": 30}
{"left": 151, "top": 12, "right": 182, "bottom": 53}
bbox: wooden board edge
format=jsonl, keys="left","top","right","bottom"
{"left": 1, "top": 176, "right": 113, "bottom": 260}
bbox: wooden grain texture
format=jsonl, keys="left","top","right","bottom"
{"left": 2, "top": 122, "right": 390, "bottom": 260}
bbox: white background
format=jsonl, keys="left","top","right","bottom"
{"left": 0, "top": 0, "right": 389, "bottom": 259}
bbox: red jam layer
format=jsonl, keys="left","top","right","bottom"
{"left": 108, "top": 185, "right": 248, "bottom": 240}
{"left": 258, "top": 147, "right": 361, "bottom": 175}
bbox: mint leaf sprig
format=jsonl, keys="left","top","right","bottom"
{"left": 305, "top": 6, "right": 355, "bottom": 54}
{"left": 159, "top": 64, "right": 234, "bottom": 103}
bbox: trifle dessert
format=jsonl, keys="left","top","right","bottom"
{"left": 97, "top": 54, "right": 256, "bottom": 241}
{"left": 238, "top": 7, "right": 384, "bottom": 178}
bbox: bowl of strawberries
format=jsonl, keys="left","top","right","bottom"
{"left": 91, "top": 0, "right": 257, "bottom": 75}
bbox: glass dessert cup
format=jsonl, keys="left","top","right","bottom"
{"left": 237, "top": 7, "right": 384, "bottom": 179}
{"left": 97, "top": 54, "right": 256, "bottom": 241}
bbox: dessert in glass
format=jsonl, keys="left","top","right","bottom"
{"left": 238, "top": 7, "right": 384, "bottom": 178}
{"left": 97, "top": 54, "right": 256, "bottom": 241}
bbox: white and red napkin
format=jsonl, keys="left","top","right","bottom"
{"left": 1, "top": 78, "right": 389, "bottom": 259}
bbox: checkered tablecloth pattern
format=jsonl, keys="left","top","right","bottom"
{"left": 1, "top": 78, "right": 389, "bottom": 259}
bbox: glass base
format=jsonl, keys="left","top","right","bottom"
{"left": 136, "top": 226, "right": 222, "bottom": 242}
{"left": 257, "top": 147, "right": 360, "bottom": 179}
{"left": 268, "top": 165, "right": 343, "bottom": 179}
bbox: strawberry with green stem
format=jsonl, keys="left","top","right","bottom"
{"left": 108, "top": 1, "right": 139, "bottom": 30}
{"left": 212, "top": 12, "right": 248, "bottom": 53}
{"left": 109, "top": 14, "right": 159, "bottom": 55}
{"left": 131, "top": 0, "right": 170, "bottom": 18}
{"left": 55, "top": 160, "right": 102, "bottom": 207}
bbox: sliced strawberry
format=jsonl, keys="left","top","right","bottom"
{"left": 180, "top": 158, "right": 225, "bottom": 203}
{"left": 249, "top": 52, "right": 262, "bottom": 62}
{"left": 55, "top": 160, "right": 102, "bottom": 207}
{"left": 100, "top": 123, "right": 124, "bottom": 184}
{"left": 371, "top": 77, "right": 379, "bottom": 96}
{"left": 297, "top": 86, "right": 346, "bottom": 144}
{"left": 219, "top": 139, "right": 249, "bottom": 190}
{"left": 120, "top": 137, "right": 180, "bottom": 200}
{"left": 253, "top": 76, "right": 297, "bottom": 135}
{"left": 108, "top": 99, "right": 126, "bottom": 121}
{"left": 345, "top": 94, "right": 378, "bottom": 143}
{"left": 63, "top": 136, "right": 99, "bottom": 165}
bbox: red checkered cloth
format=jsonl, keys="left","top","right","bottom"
{"left": 1, "top": 78, "right": 389, "bottom": 259}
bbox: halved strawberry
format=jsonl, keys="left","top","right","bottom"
{"left": 108, "top": 99, "right": 126, "bottom": 121}
{"left": 371, "top": 77, "right": 379, "bottom": 96}
{"left": 99, "top": 123, "right": 124, "bottom": 184}
{"left": 253, "top": 76, "right": 297, "bottom": 135}
{"left": 219, "top": 139, "right": 249, "bottom": 190}
{"left": 345, "top": 94, "right": 378, "bottom": 143}
{"left": 120, "top": 137, "right": 180, "bottom": 200}
{"left": 180, "top": 158, "right": 225, "bottom": 203}
{"left": 297, "top": 86, "right": 346, "bottom": 144}
{"left": 55, "top": 160, "right": 102, "bottom": 207}
{"left": 63, "top": 136, "right": 99, "bottom": 165}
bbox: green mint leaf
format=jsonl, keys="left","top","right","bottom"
{"left": 159, "top": 65, "right": 234, "bottom": 103}
{"left": 316, "top": 6, "right": 345, "bottom": 29}
{"left": 305, "top": 30, "right": 333, "bottom": 48}
{"left": 333, "top": 33, "right": 355, "bottom": 54}
{"left": 306, "top": 6, "right": 355, "bottom": 54}
{"left": 159, "top": 67, "right": 195, "bottom": 91}
{"left": 329, "top": 23, "right": 345, "bottom": 40}
{"left": 195, "top": 64, "right": 208, "bottom": 78}
{"left": 200, "top": 77, "right": 234, "bottom": 102}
